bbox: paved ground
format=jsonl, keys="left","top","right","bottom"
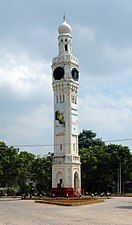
{"left": 0, "top": 197, "right": 131, "bottom": 225}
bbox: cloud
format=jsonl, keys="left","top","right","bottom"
{"left": 0, "top": 49, "right": 53, "bottom": 153}
{"left": 1, "top": 103, "right": 53, "bottom": 142}
{"left": 120, "top": 0, "right": 132, "bottom": 13}
{"left": 0, "top": 0, "right": 132, "bottom": 153}
{"left": 78, "top": 43, "right": 132, "bottom": 78}
{"left": 102, "top": 45, "right": 132, "bottom": 66}
{"left": 0, "top": 50, "right": 51, "bottom": 99}
{"left": 74, "top": 25, "right": 96, "bottom": 44}
{"left": 78, "top": 93, "right": 132, "bottom": 141}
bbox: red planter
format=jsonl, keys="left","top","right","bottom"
{"left": 52, "top": 187, "right": 81, "bottom": 197}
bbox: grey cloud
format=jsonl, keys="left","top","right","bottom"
{"left": 0, "top": 0, "right": 132, "bottom": 152}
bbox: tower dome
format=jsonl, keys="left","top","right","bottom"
{"left": 58, "top": 16, "right": 72, "bottom": 35}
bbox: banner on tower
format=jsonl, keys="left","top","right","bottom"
{"left": 55, "top": 102, "right": 66, "bottom": 136}
{"left": 71, "top": 103, "right": 78, "bottom": 135}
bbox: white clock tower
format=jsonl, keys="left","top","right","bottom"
{"left": 52, "top": 17, "right": 81, "bottom": 197}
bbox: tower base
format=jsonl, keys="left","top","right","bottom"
{"left": 52, "top": 187, "right": 81, "bottom": 197}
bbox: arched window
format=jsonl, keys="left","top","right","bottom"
{"left": 60, "top": 95, "right": 62, "bottom": 102}
{"left": 57, "top": 171, "right": 63, "bottom": 188}
{"left": 63, "top": 94, "right": 65, "bottom": 102}
{"left": 60, "top": 144, "right": 62, "bottom": 150}
{"left": 73, "top": 143, "right": 76, "bottom": 152}
{"left": 56, "top": 95, "right": 58, "bottom": 103}
{"left": 65, "top": 44, "right": 68, "bottom": 51}
{"left": 75, "top": 97, "right": 77, "bottom": 104}
{"left": 74, "top": 172, "right": 79, "bottom": 191}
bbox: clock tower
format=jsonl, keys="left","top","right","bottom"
{"left": 52, "top": 17, "right": 81, "bottom": 197}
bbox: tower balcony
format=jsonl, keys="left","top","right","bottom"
{"left": 53, "top": 155, "right": 80, "bottom": 165}
{"left": 52, "top": 54, "right": 78, "bottom": 66}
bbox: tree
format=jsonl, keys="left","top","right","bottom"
{"left": 1, "top": 133, "right": 132, "bottom": 196}
{"left": 92, "top": 145, "right": 112, "bottom": 193}
{"left": 17, "top": 151, "right": 36, "bottom": 195}
{"left": 79, "top": 130, "right": 104, "bottom": 149}
{"left": 79, "top": 130, "right": 132, "bottom": 194}
{"left": 31, "top": 153, "right": 52, "bottom": 195}
{"left": 106, "top": 144, "right": 132, "bottom": 193}
{"left": 0, "top": 142, "right": 53, "bottom": 196}
{"left": 80, "top": 145, "right": 112, "bottom": 193}
{"left": 0, "top": 142, "right": 19, "bottom": 187}
{"left": 79, "top": 147, "right": 98, "bottom": 193}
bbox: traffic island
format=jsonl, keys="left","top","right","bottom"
{"left": 35, "top": 197, "right": 104, "bottom": 206}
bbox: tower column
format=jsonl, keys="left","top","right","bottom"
{"left": 52, "top": 17, "right": 81, "bottom": 197}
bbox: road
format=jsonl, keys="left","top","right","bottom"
{"left": 0, "top": 197, "right": 131, "bottom": 225}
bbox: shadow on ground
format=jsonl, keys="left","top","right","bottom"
{"left": 0, "top": 199, "right": 21, "bottom": 202}
{"left": 116, "top": 205, "right": 132, "bottom": 209}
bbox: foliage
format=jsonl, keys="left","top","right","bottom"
{"left": 79, "top": 130, "right": 105, "bottom": 149}
{"left": 31, "top": 153, "right": 52, "bottom": 195}
{"left": 79, "top": 130, "right": 132, "bottom": 194}
{"left": 0, "top": 130, "right": 132, "bottom": 196}
{"left": 0, "top": 142, "right": 19, "bottom": 187}
{"left": 0, "top": 142, "right": 52, "bottom": 196}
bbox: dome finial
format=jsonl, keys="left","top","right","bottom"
{"left": 58, "top": 15, "right": 72, "bottom": 35}
{"left": 63, "top": 13, "right": 66, "bottom": 22}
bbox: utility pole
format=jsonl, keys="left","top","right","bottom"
{"left": 119, "top": 161, "right": 121, "bottom": 195}
{"left": 117, "top": 161, "right": 121, "bottom": 195}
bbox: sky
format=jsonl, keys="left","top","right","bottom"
{"left": 0, "top": 0, "right": 132, "bottom": 155}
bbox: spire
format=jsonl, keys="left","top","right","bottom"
{"left": 58, "top": 15, "right": 72, "bottom": 35}
{"left": 63, "top": 13, "right": 66, "bottom": 22}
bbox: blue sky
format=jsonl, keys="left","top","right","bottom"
{"left": 0, "top": 0, "right": 132, "bottom": 155}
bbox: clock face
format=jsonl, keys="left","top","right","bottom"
{"left": 72, "top": 68, "right": 79, "bottom": 81}
{"left": 53, "top": 67, "right": 64, "bottom": 80}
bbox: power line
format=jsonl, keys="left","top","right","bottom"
{"left": 12, "top": 143, "right": 76, "bottom": 148}
{"left": 105, "top": 138, "right": 132, "bottom": 143}
{"left": 13, "top": 144, "right": 53, "bottom": 148}
{"left": 10, "top": 137, "right": 132, "bottom": 148}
